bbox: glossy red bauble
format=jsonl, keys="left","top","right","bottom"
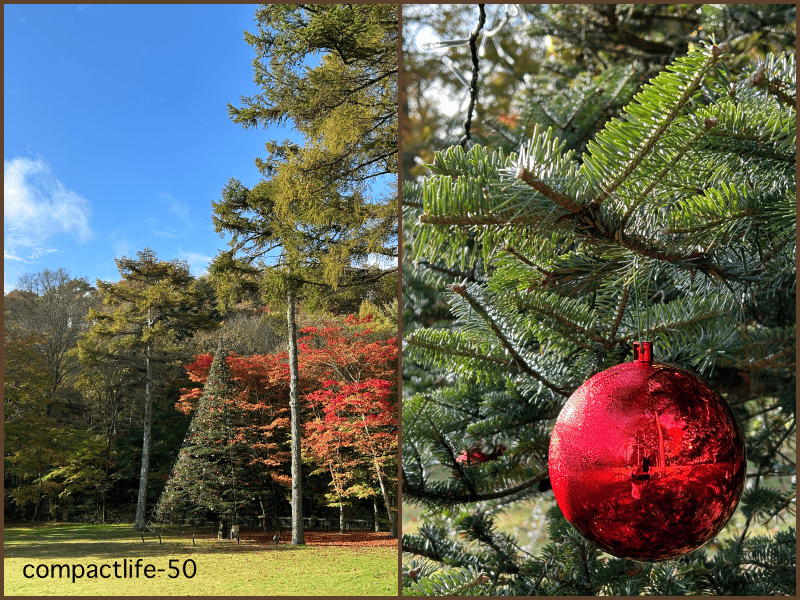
{"left": 549, "top": 342, "right": 746, "bottom": 562}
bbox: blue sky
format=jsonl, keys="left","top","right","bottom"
{"left": 4, "top": 4, "right": 303, "bottom": 293}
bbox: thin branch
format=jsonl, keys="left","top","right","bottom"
{"left": 735, "top": 343, "right": 796, "bottom": 370}
{"left": 503, "top": 245, "right": 555, "bottom": 278}
{"left": 516, "top": 167, "right": 585, "bottom": 214}
{"left": 418, "top": 212, "right": 542, "bottom": 227}
{"left": 607, "top": 288, "right": 629, "bottom": 343}
{"left": 461, "top": 5, "right": 486, "bottom": 149}
{"left": 405, "top": 471, "right": 548, "bottom": 505}
{"left": 417, "top": 261, "right": 480, "bottom": 283}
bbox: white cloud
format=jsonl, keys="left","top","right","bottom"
{"left": 178, "top": 248, "right": 213, "bottom": 277}
{"left": 164, "top": 192, "right": 193, "bottom": 231}
{"left": 4, "top": 248, "right": 25, "bottom": 262}
{"left": 154, "top": 229, "right": 182, "bottom": 239}
{"left": 4, "top": 157, "right": 93, "bottom": 260}
{"left": 109, "top": 229, "right": 130, "bottom": 259}
{"left": 29, "top": 247, "right": 60, "bottom": 260}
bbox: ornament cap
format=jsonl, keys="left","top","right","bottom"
{"left": 633, "top": 341, "right": 653, "bottom": 364}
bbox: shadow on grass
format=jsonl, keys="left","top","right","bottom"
{"left": 5, "top": 540, "right": 303, "bottom": 560}
{"left": 4, "top": 525, "right": 304, "bottom": 561}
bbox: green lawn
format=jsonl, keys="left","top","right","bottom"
{"left": 4, "top": 524, "right": 397, "bottom": 596}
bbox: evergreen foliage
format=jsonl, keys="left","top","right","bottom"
{"left": 79, "top": 248, "right": 216, "bottom": 530}
{"left": 155, "top": 340, "right": 248, "bottom": 525}
{"left": 402, "top": 36, "right": 795, "bottom": 596}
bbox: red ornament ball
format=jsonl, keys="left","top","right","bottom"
{"left": 549, "top": 342, "right": 746, "bottom": 562}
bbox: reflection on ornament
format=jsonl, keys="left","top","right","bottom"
{"left": 549, "top": 342, "right": 746, "bottom": 561}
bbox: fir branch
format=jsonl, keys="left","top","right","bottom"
{"left": 586, "top": 224, "right": 744, "bottom": 284}
{"left": 621, "top": 118, "right": 718, "bottom": 228}
{"left": 532, "top": 98, "right": 562, "bottom": 128}
{"left": 451, "top": 284, "right": 570, "bottom": 396}
{"left": 516, "top": 298, "right": 603, "bottom": 350}
{"left": 574, "top": 534, "right": 597, "bottom": 595}
{"left": 451, "top": 572, "right": 492, "bottom": 595}
{"left": 663, "top": 209, "right": 759, "bottom": 235}
{"left": 418, "top": 212, "right": 541, "bottom": 227}
{"left": 503, "top": 245, "right": 555, "bottom": 278}
{"left": 562, "top": 84, "right": 605, "bottom": 132}
{"left": 431, "top": 417, "right": 480, "bottom": 499}
{"left": 765, "top": 418, "right": 796, "bottom": 466}
{"left": 406, "top": 337, "right": 516, "bottom": 369}
{"left": 706, "top": 129, "right": 778, "bottom": 145}
{"left": 417, "top": 260, "right": 479, "bottom": 283}
{"left": 592, "top": 48, "right": 724, "bottom": 206}
{"left": 531, "top": 557, "right": 554, "bottom": 596}
{"left": 404, "top": 540, "right": 522, "bottom": 576}
{"left": 736, "top": 343, "right": 796, "bottom": 370}
{"left": 766, "top": 78, "right": 795, "bottom": 108}
{"left": 406, "top": 471, "right": 548, "bottom": 504}
{"left": 617, "top": 310, "right": 721, "bottom": 345}
{"left": 757, "top": 233, "right": 795, "bottom": 270}
{"left": 516, "top": 167, "right": 584, "bottom": 214}
{"left": 738, "top": 559, "right": 795, "bottom": 574}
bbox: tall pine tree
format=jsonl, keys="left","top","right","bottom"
{"left": 402, "top": 33, "right": 795, "bottom": 596}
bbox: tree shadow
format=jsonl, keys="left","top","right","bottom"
{"left": 5, "top": 536, "right": 297, "bottom": 561}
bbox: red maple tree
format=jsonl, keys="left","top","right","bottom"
{"left": 174, "top": 313, "right": 398, "bottom": 533}
{"left": 299, "top": 314, "right": 398, "bottom": 535}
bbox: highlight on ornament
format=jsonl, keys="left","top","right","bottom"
{"left": 549, "top": 342, "right": 747, "bottom": 562}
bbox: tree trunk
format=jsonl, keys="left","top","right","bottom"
{"left": 327, "top": 463, "right": 345, "bottom": 534}
{"left": 31, "top": 476, "right": 41, "bottom": 523}
{"left": 259, "top": 494, "right": 268, "bottom": 532}
{"left": 359, "top": 415, "right": 398, "bottom": 538}
{"left": 287, "top": 287, "right": 304, "bottom": 545}
{"left": 133, "top": 341, "right": 154, "bottom": 531}
{"left": 374, "top": 497, "right": 379, "bottom": 532}
{"left": 374, "top": 460, "right": 397, "bottom": 538}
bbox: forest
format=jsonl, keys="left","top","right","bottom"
{"left": 5, "top": 4, "right": 399, "bottom": 545}
{"left": 4, "top": 263, "right": 398, "bottom": 534}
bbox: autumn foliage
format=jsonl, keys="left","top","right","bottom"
{"left": 170, "top": 313, "right": 398, "bottom": 527}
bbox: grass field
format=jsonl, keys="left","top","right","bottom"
{"left": 4, "top": 523, "right": 398, "bottom": 596}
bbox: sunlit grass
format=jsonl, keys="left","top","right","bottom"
{"left": 5, "top": 523, "right": 397, "bottom": 596}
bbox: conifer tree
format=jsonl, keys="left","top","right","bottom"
{"left": 155, "top": 340, "right": 248, "bottom": 529}
{"left": 402, "top": 34, "right": 795, "bottom": 596}
{"left": 79, "top": 248, "right": 215, "bottom": 531}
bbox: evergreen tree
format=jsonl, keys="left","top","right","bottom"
{"left": 402, "top": 34, "right": 795, "bottom": 597}
{"left": 155, "top": 340, "right": 248, "bottom": 530}
{"left": 79, "top": 248, "right": 215, "bottom": 531}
